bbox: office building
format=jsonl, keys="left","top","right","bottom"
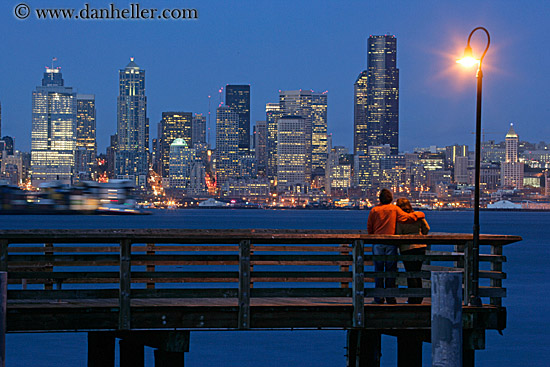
{"left": 501, "top": 124, "right": 524, "bottom": 189}
{"left": 254, "top": 121, "right": 268, "bottom": 176}
{"left": 158, "top": 112, "right": 193, "bottom": 178}
{"left": 75, "top": 94, "right": 97, "bottom": 181}
{"left": 354, "top": 71, "right": 369, "bottom": 155}
{"left": 192, "top": 114, "right": 207, "bottom": 146}
{"left": 266, "top": 102, "right": 283, "bottom": 181}
{"left": 115, "top": 58, "right": 148, "bottom": 188}
{"left": 364, "top": 35, "right": 399, "bottom": 155}
{"left": 225, "top": 85, "right": 250, "bottom": 154}
{"left": 31, "top": 66, "right": 76, "bottom": 186}
{"left": 215, "top": 105, "right": 240, "bottom": 185}
{"left": 279, "top": 90, "right": 328, "bottom": 180}
{"left": 169, "top": 138, "right": 196, "bottom": 190}
{"left": 277, "top": 116, "right": 307, "bottom": 191}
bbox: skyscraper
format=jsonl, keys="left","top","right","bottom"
{"left": 158, "top": 112, "right": 193, "bottom": 178}
{"left": 279, "top": 90, "right": 328, "bottom": 181}
{"left": 215, "top": 105, "right": 240, "bottom": 185}
{"left": 225, "top": 85, "right": 250, "bottom": 154}
{"left": 359, "top": 35, "right": 399, "bottom": 155}
{"left": 254, "top": 121, "right": 268, "bottom": 177}
{"left": 353, "top": 71, "right": 368, "bottom": 155}
{"left": 115, "top": 58, "right": 148, "bottom": 187}
{"left": 31, "top": 66, "right": 76, "bottom": 186}
{"left": 501, "top": 124, "right": 524, "bottom": 189}
{"left": 75, "top": 94, "right": 97, "bottom": 181}
{"left": 266, "top": 102, "right": 283, "bottom": 181}
{"left": 192, "top": 114, "right": 207, "bottom": 146}
{"left": 277, "top": 116, "right": 307, "bottom": 191}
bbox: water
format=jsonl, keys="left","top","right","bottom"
{"left": 2, "top": 209, "right": 548, "bottom": 366}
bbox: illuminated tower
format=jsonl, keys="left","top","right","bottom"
{"left": 75, "top": 94, "right": 97, "bottom": 181}
{"left": 215, "top": 105, "right": 239, "bottom": 185}
{"left": 354, "top": 70, "right": 368, "bottom": 154}
{"left": 501, "top": 123, "right": 523, "bottom": 189}
{"left": 225, "top": 85, "right": 250, "bottom": 154}
{"left": 31, "top": 66, "right": 76, "bottom": 186}
{"left": 266, "top": 102, "right": 283, "bottom": 181}
{"left": 277, "top": 116, "right": 307, "bottom": 192}
{"left": 279, "top": 90, "right": 328, "bottom": 180}
{"left": 366, "top": 35, "right": 399, "bottom": 155}
{"left": 115, "top": 58, "right": 148, "bottom": 188}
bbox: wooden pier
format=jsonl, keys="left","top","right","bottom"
{"left": 0, "top": 229, "right": 521, "bottom": 366}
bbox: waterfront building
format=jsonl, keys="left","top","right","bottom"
{"left": 222, "top": 177, "right": 270, "bottom": 198}
{"left": 254, "top": 121, "right": 268, "bottom": 177}
{"left": 115, "top": 58, "right": 148, "bottom": 188}
{"left": 31, "top": 66, "right": 76, "bottom": 186}
{"left": 501, "top": 124, "right": 524, "bottom": 189}
{"left": 365, "top": 35, "right": 399, "bottom": 155}
{"left": 75, "top": 94, "right": 97, "bottom": 181}
{"left": 158, "top": 112, "right": 193, "bottom": 178}
{"left": 277, "top": 116, "right": 307, "bottom": 192}
{"left": 266, "top": 103, "right": 283, "bottom": 181}
{"left": 215, "top": 105, "right": 240, "bottom": 185}
{"left": 225, "top": 85, "right": 250, "bottom": 154}
{"left": 0, "top": 151, "right": 23, "bottom": 185}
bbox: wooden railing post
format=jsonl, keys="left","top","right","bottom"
{"left": 340, "top": 244, "right": 350, "bottom": 289}
{"left": 44, "top": 242, "right": 54, "bottom": 290}
{"left": 146, "top": 243, "right": 155, "bottom": 289}
{"left": 352, "top": 240, "right": 365, "bottom": 328}
{"left": 238, "top": 239, "right": 251, "bottom": 329}
{"left": 119, "top": 239, "right": 131, "bottom": 330}
{"left": 0, "top": 240, "right": 7, "bottom": 272}
{"left": 0, "top": 272, "right": 6, "bottom": 367}
{"left": 463, "top": 241, "right": 473, "bottom": 305}
{"left": 490, "top": 244, "right": 503, "bottom": 306}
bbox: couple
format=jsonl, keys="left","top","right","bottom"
{"left": 367, "top": 188, "right": 430, "bottom": 304}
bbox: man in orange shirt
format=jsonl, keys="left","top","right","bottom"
{"left": 367, "top": 189, "right": 426, "bottom": 304}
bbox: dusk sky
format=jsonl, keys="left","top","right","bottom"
{"left": 1, "top": 0, "right": 548, "bottom": 153}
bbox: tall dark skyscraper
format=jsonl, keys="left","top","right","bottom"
{"left": 225, "top": 85, "right": 250, "bottom": 154}
{"left": 115, "top": 58, "right": 149, "bottom": 187}
{"left": 355, "top": 35, "right": 399, "bottom": 156}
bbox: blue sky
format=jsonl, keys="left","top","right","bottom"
{"left": 1, "top": 0, "right": 548, "bottom": 153}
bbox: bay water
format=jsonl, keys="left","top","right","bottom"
{"left": 1, "top": 209, "right": 547, "bottom": 366}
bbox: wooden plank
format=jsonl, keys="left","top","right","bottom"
{"left": 119, "top": 239, "right": 131, "bottom": 330}
{"left": 146, "top": 243, "right": 155, "bottom": 289}
{"left": 353, "top": 240, "right": 364, "bottom": 328}
{"left": 238, "top": 239, "right": 251, "bottom": 329}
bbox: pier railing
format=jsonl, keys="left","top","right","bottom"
{"left": 0, "top": 229, "right": 521, "bottom": 331}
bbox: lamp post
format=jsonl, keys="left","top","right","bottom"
{"left": 457, "top": 27, "right": 490, "bottom": 307}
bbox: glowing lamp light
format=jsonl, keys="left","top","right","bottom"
{"left": 456, "top": 45, "right": 479, "bottom": 67}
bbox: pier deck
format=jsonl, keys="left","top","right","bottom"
{"left": 0, "top": 229, "right": 521, "bottom": 366}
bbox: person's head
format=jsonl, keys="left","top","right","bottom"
{"left": 396, "top": 198, "right": 413, "bottom": 213}
{"left": 379, "top": 189, "right": 393, "bottom": 205}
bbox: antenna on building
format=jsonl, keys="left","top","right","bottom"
{"left": 219, "top": 87, "right": 224, "bottom": 105}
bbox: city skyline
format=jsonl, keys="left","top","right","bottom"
{"left": 1, "top": 1, "right": 549, "bottom": 155}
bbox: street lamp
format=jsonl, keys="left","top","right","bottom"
{"left": 457, "top": 26, "right": 490, "bottom": 307}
